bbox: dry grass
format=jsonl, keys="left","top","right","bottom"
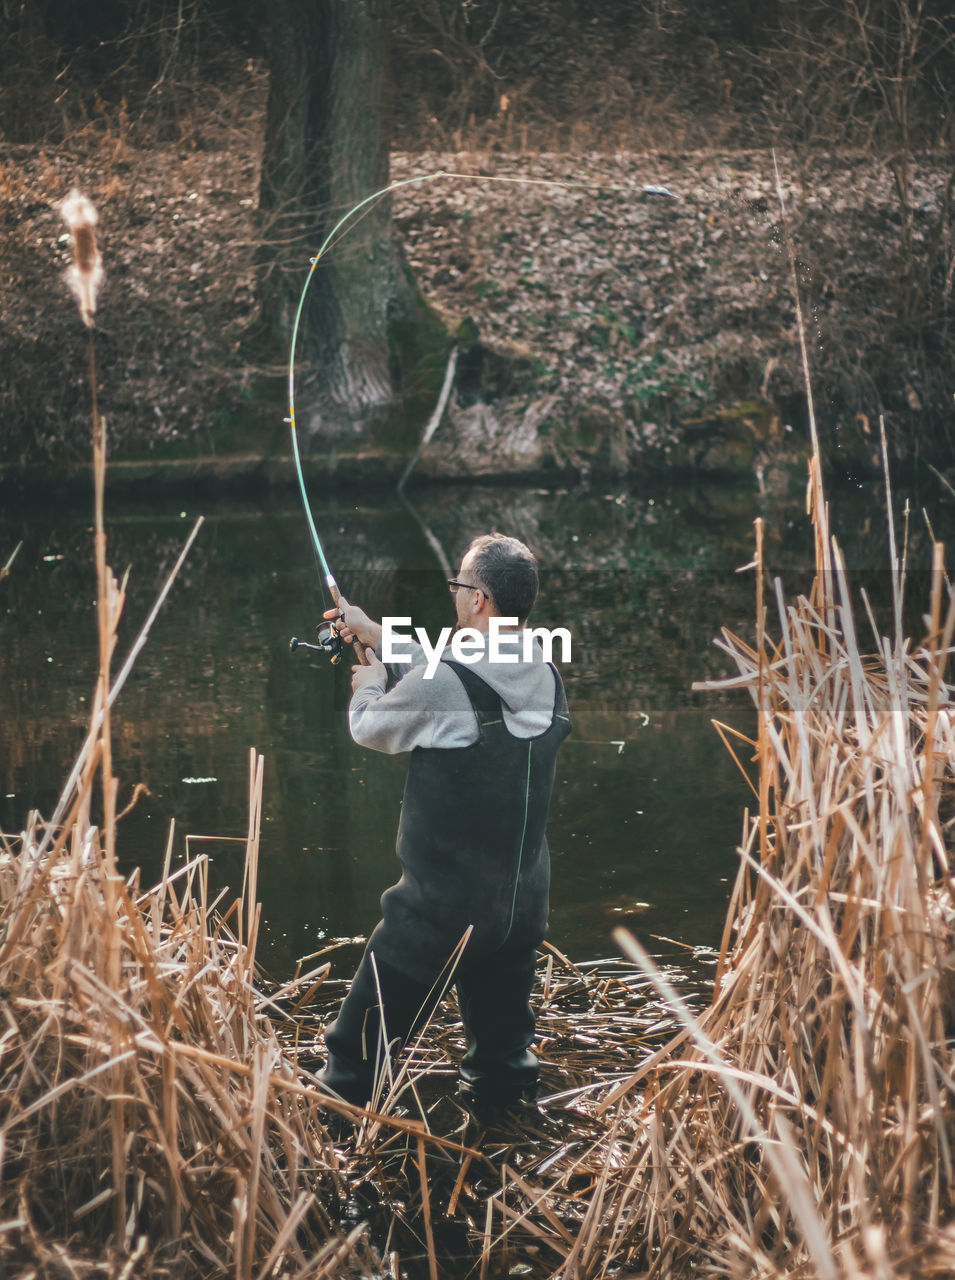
{"left": 0, "top": 211, "right": 382, "bottom": 1276}
{"left": 452, "top": 464, "right": 954, "bottom": 1275}
{"left": 0, "top": 759, "right": 372, "bottom": 1276}
{"left": 3, "top": 177, "right": 954, "bottom": 1278}
{"left": 0, "top": 795, "right": 678, "bottom": 1275}
{"left": 592, "top": 495, "right": 955, "bottom": 1277}
{"left": 0, "top": 380, "right": 365, "bottom": 1275}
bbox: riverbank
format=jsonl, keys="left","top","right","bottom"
{"left": 1, "top": 101, "right": 953, "bottom": 485}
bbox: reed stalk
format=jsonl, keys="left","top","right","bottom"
{"left": 391, "top": 161, "right": 955, "bottom": 1280}
{"left": 5, "top": 178, "right": 954, "bottom": 1280}
{"left": 0, "top": 774, "right": 388, "bottom": 1275}
{"left": 458, "top": 163, "right": 955, "bottom": 1279}
{"left": 578, "top": 510, "right": 953, "bottom": 1276}
{"left": 1, "top": 541, "right": 23, "bottom": 582}
{"left": 0, "top": 192, "right": 384, "bottom": 1276}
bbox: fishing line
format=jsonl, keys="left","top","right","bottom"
{"left": 287, "top": 165, "right": 672, "bottom": 609}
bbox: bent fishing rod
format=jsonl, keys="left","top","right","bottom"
{"left": 285, "top": 181, "right": 430, "bottom": 665}
{"left": 285, "top": 168, "right": 675, "bottom": 666}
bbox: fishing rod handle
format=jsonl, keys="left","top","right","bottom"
{"left": 329, "top": 582, "right": 370, "bottom": 666}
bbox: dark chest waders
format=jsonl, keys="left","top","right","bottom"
{"left": 377, "top": 660, "right": 572, "bottom": 980}
{"left": 319, "top": 662, "right": 571, "bottom": 1107}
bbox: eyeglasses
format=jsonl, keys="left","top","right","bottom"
{"left": 448, "top": 579, "right": 487, "bottom": 599}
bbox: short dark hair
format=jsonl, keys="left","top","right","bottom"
{"left": 466, "top": 533, "right": 539, "bottom": 623}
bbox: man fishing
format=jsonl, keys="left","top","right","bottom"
{"left": 317, "top": 532, "right": 571, "bottom": 1114}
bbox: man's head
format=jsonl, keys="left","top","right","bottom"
{"left": 454, "top": 533, "right": 539, "bottom": 629}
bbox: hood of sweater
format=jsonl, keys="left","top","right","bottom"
{"left": 443, "top": 628, "right": 559, "bottom": 717}
{"left": 356, "top": 627, "right": 569, "bottom": 752}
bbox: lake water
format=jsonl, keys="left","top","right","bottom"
{"left": 1, "top": 471, "right": 947, "bottom": 980}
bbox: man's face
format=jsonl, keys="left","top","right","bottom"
{"left": 454, "top": 551, "right": 483, "bottom": 630}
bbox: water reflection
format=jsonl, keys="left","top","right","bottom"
{"left": 0, "top": 475, "right": 947, "bottom": 976}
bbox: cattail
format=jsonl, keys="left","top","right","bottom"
{"left": 60, "top": 189, "right": 103, "bottom": 327}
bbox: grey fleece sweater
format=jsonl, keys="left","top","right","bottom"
{"left": 348, "top": 632, "right": 559, "bottom": 753}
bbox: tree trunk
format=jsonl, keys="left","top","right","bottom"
{"left": 258, "top": 0, "right": 443, "bottom": 444}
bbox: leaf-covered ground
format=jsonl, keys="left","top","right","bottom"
{"left": 0, "top": 125, "right": 264, "bottom": 464}
{"left": 1, "top": 102, "right": 950, "bottom": 473}
{"left": 391, "top": 149, "right": 951, "bottom": 467}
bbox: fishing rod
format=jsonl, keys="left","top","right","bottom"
{"left": 286, "top": 174, "right": 449, "bottom": 666}
{"left": 285, "top": 168, "right": 675, "bottom": 664}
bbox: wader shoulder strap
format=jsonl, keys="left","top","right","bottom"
{"left": 443, "top": 660, "right": 568, "bottom": 736}
{"left": 442, "top": 660, "right": 504, "bottom": 728}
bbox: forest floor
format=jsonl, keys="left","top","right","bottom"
{"left": 1, "top": 86, "right": 952, "bottom": 480}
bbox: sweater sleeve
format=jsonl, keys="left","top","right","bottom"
{"left": 348, "top": 659, "right": 479, "bottom": 754}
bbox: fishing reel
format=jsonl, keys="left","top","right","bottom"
{"left": 288, "top": 620, "right": 345, "bottom": 664}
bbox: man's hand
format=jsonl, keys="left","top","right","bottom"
{"left": 323, "top": 597, "right": 382, "bottom": 651}
{"left": 351, "top": 647, "right": 385, "bottom": 693}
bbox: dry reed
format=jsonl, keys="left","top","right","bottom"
{"left": 456, "top": 428, "right": 955, "bottom": 1273}
{"left": 0, "top": 762, "right": 378, "bottom": 1276}
{"left": 7, "top": 181, "right": 955, "bottom": 1280}
{"left": 589, "top": 493, "right": 953, "bottom": 1276}
{"left": 396, "top": 471, "right": 951, "bottom": 1279}
{"left": 0, "top": 195, "right": 384, "bottom": 1276}
{"left": 61, "top": 190, "right": 103, "bottom": 330}
{"left": 360, "top": 174, "right": 955, "bottom": 1279}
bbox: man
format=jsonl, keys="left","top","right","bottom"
{"left": 317, "top": 533, "right": 571, "bottom": 1113}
